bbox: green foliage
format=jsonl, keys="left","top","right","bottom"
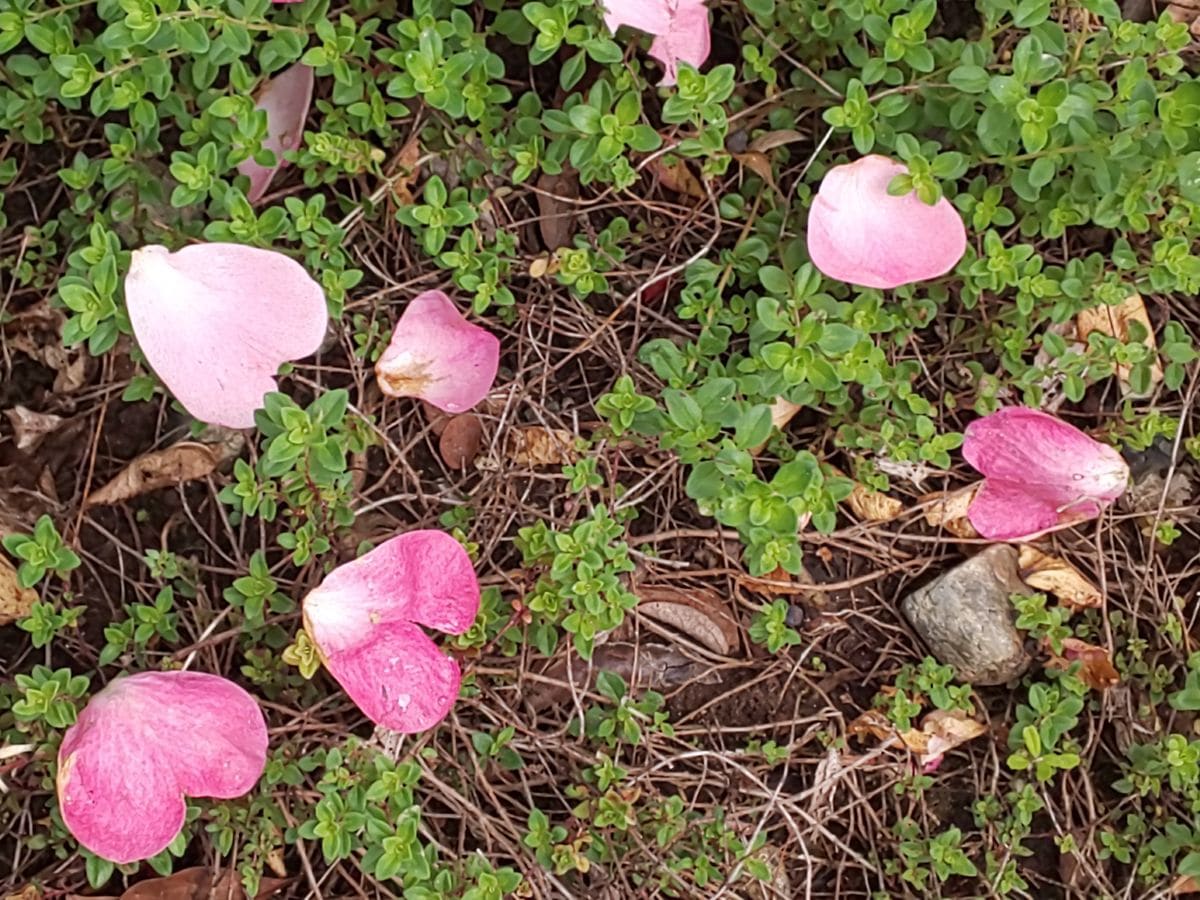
{"left": 3, "top": 515, "right": 81, "bottom": 589}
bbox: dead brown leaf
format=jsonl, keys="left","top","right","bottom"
{"left": 732, "top": 151, "right": 779, "bottom": 193}
{"left": 4, "top": 406, "right": 65, "bottom": 452}
{"left": 0, "top": 554, "right": 38, "bottom": 626}
{"left": 118, "top": 867, "right": 289, "bottom": 900}
{"left": 536, "top": 170, "right": 580, "bottom": 250}
{"left": 750, "top": 397, "right": 802, "bottom": 454}
{"left": 3, "top": 885, "right": 42, "bottom": 900}
{"left": 1018, "top": 545, "right": 1103, "bottom": 611}
{"left": 86, "top": 433, "right": 242, "bottom": 507}
{"left": 439, "top": 414, "right": 483, "bottom": 470}
{"left": 1172, "top": 874, "right": 1200, "bottom": 895}
{"left": 1046, "top": 637, "right": 1120, "bottom": 691}
{"left": 505, "top": 426, "right": 578, "bottom": 466}
{"left": 921, "top": 483, "right": 980, "bottom": 538}
{"left": 1077, "top": 293, "right": 1163, "bottom": 396}
{"left": 636, "top": 584, "right": 739, "bottom": 655}
{"left": 849, "top": 708, "right": 986, "bottom": 771}
{"left": 528, "top": 642, "right": 720, "bottom": 711}
{"left": 647, "top": 156, "right": 707, "bottom": 200}
{"left": 1166, "top": 0, "right": 1200, "bottom": 36}
{"left": 748, "top": 129, "right": 806, "bottom": 153}
{"left": 387, "top": 134, "right": 422, "bottom": 206}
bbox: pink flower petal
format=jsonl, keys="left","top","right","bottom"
{"left": 375, "top": 290, "right": 499, "bottom": 414}
{"left": 237, "top": 63, "right": 313, "bottom": 204}
{"left": 602, "top": 0, "right": 710, "bottom": 87}
{"left": 807, "top": 155, "right": 967, "bottom": 290}
{"left": 302, "top": 530, "right": 481, "bottom": 733}
{"left": 963, "top": 407, "right": 1129, "bottom": 541}
{"left": 57, "top": 672, "right": 267, "bottom": 864}
{"left": 125, "top": 243, "right": 328, "bottom": 428}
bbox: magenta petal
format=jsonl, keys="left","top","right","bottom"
{"left": 303, "top": 530, "right": 481, "bottom": 733}
{"left": 963, "top": 407, "right": 1129, "bottom": 541}
{"left": 375, "top": 290, "right": 499, "bottom": 414}
{"left": 601, "top": 0, "right": 710, "bottom": 86}
{"left": 807, "top": 155, "right": 967, "bottom": 290}
{"left": 57, "top": 672, "right": 267, "bottom": 864}
{"left": 237, "top": 63, "right": 313, "bottom": 204}
{"left": 125, "top": 243, "right": 328, "bottom": 428}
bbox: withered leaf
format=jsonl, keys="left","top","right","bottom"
{"left": 4, "top": 406, "right": 65, "bottom": 452}
{"left": 1076, "top": 293, "right": 1163, "bottom": 396}
{"left": 505, "top": 426, "right": 578, "bottom": 466}
{"left": 536, "top": 170, "right": 580, "bottom": 251}
{"left": 1046, "top": 637, "right": 1120, "bottom": 691}
{"left": 439, "top": 414, "right": 483, "bottom": 470}
{"left": 636, "top": 584, "right": 739, "bottom": 655}
{"left": 0, "top": 553, "right": 39, "bottom": 626}
{"left": 119, "top": 867, "right": 289, "bottom": 900}
{"left": 528, "top": 642, "right": 720, "bottom": 712}
{"left": 647, "top": 156, "right": 707, "bottom": 200}
{"left": 1018, "top": 545, "right": 1103, "bottom": 611}
{"left": 86, "top": 434, "right": 241, "bottom": 508}
{"left": 388, "top": 134, "right": 422, "bottom": 206}
{"left": 848, "top": 708, "right": 986, "bottom": 771}
{"left": 921, "top": 483, "right": 980, "bottom": 538}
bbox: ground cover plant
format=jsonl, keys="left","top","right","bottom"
{"left": 2, "top": 0, "right": 1200, "bottom": 897}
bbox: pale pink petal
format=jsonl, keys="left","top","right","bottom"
{"left": 375, "top": 290, "right": 499, "bottom": 414}
{"left": 601, "top": 0, "right": 710, "bottom": 87}
{"left": 237, "top": 63, "right": 313, "bottom": 204}
{"left": 601, "top": 0, "right": 671, "bottom": 37}
{"left": 125, "top": 243, "right": 328, "bottom": 428}
{"left": 57, "top": 672, "right": 267, "bottom": 864}
{"left": 303, "top": 530, "right": 481, "bottom": 733}
{"left": 963, "top": 407, "right": 1129, "bottom": 541}
{"left": 807, "top": 155, "right": 967, "bottom": 290}
{"left": 648, "top": 1, "right": 710, "bottom": 87}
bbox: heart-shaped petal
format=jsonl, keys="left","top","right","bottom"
{"left": 303, "top": 530, "right": 481, "bottom": 733}
{"left": 237, "top": 63, "right": 313, "bottom": 204}
{"left": 962, "top": 407, "right": 1129, "bottom": 541}
{"left": 375, "top": 290, "right": 499, "bottom": 414}
{"left": 57, "top": 672, "right": 268, "bottom": 864}
{"left": 601, "top": 0, "right": 710, "bottom": 86}
{"left": 125, "top": 243, "right": 328, "bottom": 428}
{"left": 807, "top": 155, "right": 967, "bottom": 289}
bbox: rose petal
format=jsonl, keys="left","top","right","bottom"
{"left": 57, "top": 672, "right": 267, "bottom": 864}
{"left": 375, "top": 290, "right": 499, "bottom": 414}
{"left": 807, "top": 155, "right": 967, "bottom": 289}
{"left": 303, "top": 530, "right": 481, "bottom": 733}
{"left": 237, "top": 63, "right": 313, "bottom": 204}
{"left": 963, "top": 407, "right": 1128, "bottom": 540}
{"left": 601, "top": 0, "right": 710, "bottom": 87}
{"left": 125, "top": 243, "right": 328, "bottom": 428}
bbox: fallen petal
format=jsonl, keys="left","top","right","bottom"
{"left": 302, "top": 530, "right": 481, "bottom": 732}
{"left": 237, "top": 63, "right": 314, "bottom": 204}
{"left": 963, "top": 407, "right": 1129, "bottom": 541}
{"left": 375, "top": 291, "right": 499, "bottom": 414}
{"left": 601, "top": 0, "right": 710, "bottom": 87}
{"left": 807, "top": 155, "right": 967, "bottom": 289}
{"left": 125, "top": 244, "right": 328, "bottom": 428}
{"left": 57, "top": 672, "right": 267, "bottom": 864}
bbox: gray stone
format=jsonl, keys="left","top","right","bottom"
{"left": 901, "top": 544, "right": 1031, "bottom": 685}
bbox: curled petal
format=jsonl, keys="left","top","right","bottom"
{"left": 303, "top": 530, "right": 481, "bottom": 733}
{"left": 963, "top": 407, "right": 1129, "bottom": 541}
{"left": 601, "top": 0, "right": 710, "bottom": 86}
{"left": 57, "top": 672, "right": 267, "bottom": 864}
{"left": 125, "top": 243, "right": 328, "bottom": 428}
{"left": 807, "top": 155, "right": 967, "bottom": 289}
{"left": 237, "top": 63, "right": 313, "bottom": 204}
{"left": 375, "top": 290, "right": 499, "bottom": 414}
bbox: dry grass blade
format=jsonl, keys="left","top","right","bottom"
{"left": 0, "top": 554, "right": 38, "bottom": 626}
{"left": 636, "top": 584, "right": 740, "bottom": 655}
{"left": 1018, "top": 545, "right": 1103, "bottom": 611}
